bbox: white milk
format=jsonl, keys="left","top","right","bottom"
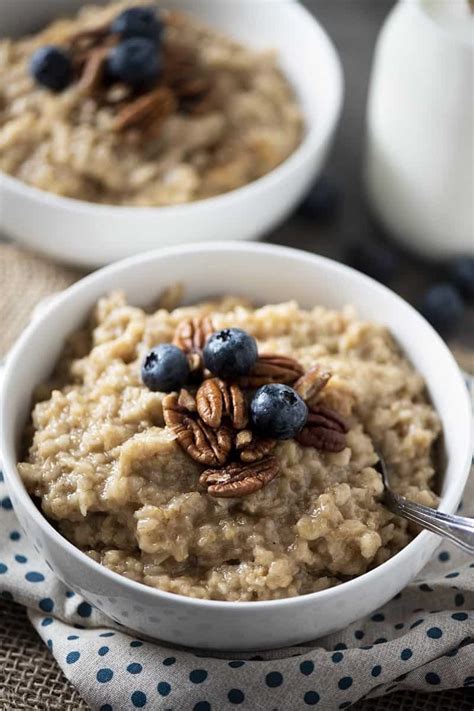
{"left": 364, "top": 0, "right": 473, "bottom": 258}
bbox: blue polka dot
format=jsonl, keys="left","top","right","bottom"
{"left": 1, "top": 591, "right": 13, "bottom": 600}
{"left": 190, "top": 670, "right": 208, "bottom": 684}
{"left": 425, "top": 672, "right": 441, "bottom": 685}
{"left": 452, "top": 612, "right": 468, "bottom": 621}
{"left": 445, "top": 571, "right": 459, "bottom": 578}
{"left": 371, "top": 665, "right": 382, "bottom": 677}
{"left": 332, "top": 652, "right": 344, "bottom": 663}
{"left": 265, "top": 671, "right": 283, "bottom": 688}
{"left": 338, "top": 677, "right": 353, "bottom": 690}
{"left": 401, "top": 648, "right": 413, "bottom": 660}
{"left": 163, "top": 656, "right": 176, "bottom": 665}
{"left": 0, "top": 471, "right": 3, "bottom": 481}
{"left": 66, "top": 651, "right": 80, "bottom": 664}
{"left": 410, "top": 619, "right": 424, "bottom": 629}
{"left": 97, "top": 668, "right": 113, "bottom": 683}
{"left": 74, "top": 624, "right": 84, "bottom": 629}
{"left": 300, "top": 661, "right": 314, "bottom": 676}
{"left": 427, "top": 627, "right": 442, "bottom": 639}
{"left": 25, "top": 572, "right": 44, "bottom": 583}
{"left": 39, "top": 598, "right": 54, "bottom": 612}
{"left": 193, "top": 703, "right": 210, "bottom": 711}
{"left": 438, "top": 551, "right": 450, "bottom": 562}
{"left": 67, "top": 635, "right": 79, "bottom": 641}
{"left": 334, "top": 643, "right": 347, "bottom": 650}
{"left": 98, "top": 646, "right": 109, "bottom": 656}
{"left": 455, "top": 594, "right": 465, "bottom": 607}
{"left": 66, "top": 591, "right": 75, "bottom": 598}
{"left": 360, "top": 645, "right": 373, "bottom": 650}
{"left": 374, "top": 638, "right": 387, "bottom": 644}
{"left": 157, "top": 682, "right": 171, "bottom": 697}
{"left": 229, "top": 661, "right": 245, "bottom": 668}
{"left": 371, "top": 613, "right": 385, "bottom": 621}
{"left": 9, "top": 531, "right": 20, "bottom": 541}
{"left": 419, "top": 584, "right": 433, "bottom": 592}
{"left": 47, "top": 639, "right": 53, "bottom": 650}
{"left": 41, "top": 618, "right": 53, "bottom": 627}
{"left": 100, "top": 706, "right": 113, "bottom": 711}
{"left": 131, "top": 691, "right": 147, "bottom": 707}
{"left": 1, "top": 497, "right": 13, "bottom": 510}
{"left": 127, "top": 663, "right": 143, "bottom": 675}
{"left": 99, "top": 632, "right": 114, "bottom": 637}
{"left": 339, "top": 703, "right": 351, "bottom": 710}
{"left": 0, "top": 564, "right": 7, "bottom": 574}
{"left": 304, "top": 691, "right": 320, "bottom": 705}
{"left": 354, "top": 630, "right": 364, "bottom": 639}
{"left": 228, "top": 689, "right": 244, "bottom": 704}
{"left": 394, "top": 623, "right": 404, "bottom": 630}
{"left": 130, "top": 640, "right": 143, "bottom": 647}
{"left": 15, "top": 555, "right": 27, "bottom": 564}
{"left": 77, "top": 601, "right": 92, "bottom": 617}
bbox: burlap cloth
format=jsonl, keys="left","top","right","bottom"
{"left": 0, "top": 244, "right": 473, "bottom": 711}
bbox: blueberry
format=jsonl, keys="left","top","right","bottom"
{"left": 298, "top": 177, "right": 341, "bottom": 223}
{"left": 203, "top": 329, "right": 258, "bottom": 379}
{"left": 111, "top": 6, "right": 164, "bottom": 44}
{"left": 419, "top": 283, "right": 464, "bottom": 335}
{"left": 30, "top": 46, "right": 73, "bottom": 92}
{"left": 447, "top": 256, "right": 474, "bottom": 300}
{"left": 141, "top": 344, "right": 189, "bottom": 392}
{"left": 107, "top": 37, "right": 161, "bottom": 89}
{"left": 345, "top": 241, "right": 400, "bottom": 285}
{"left": 250, "top": 384, "right": 308, "bottom": 440}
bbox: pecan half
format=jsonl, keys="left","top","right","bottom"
{"left": 294, "top": 365, "right": 332, "bottom": 401}
{"left": 235, "top": 430, "right": 276, "bottom": 463}
{"left": 197, "top": 378, "right": 248, "bottom": 430}
{"left": 113, "top": 86, "right": 177, "bottom": 133}
{"left": 172, "top": 316, "right": 214, "bottom": 369}
{"left": 163, "top": 393, "right": 231, "bottom": 466}
{"left": 200, "top": 457, "right": 279, "bottom": 498}
{"left": 296, "top": 405, "right": 349, "bottom": 453}
{"left": 237, "top": 354, "right": 304, "bottom": 388}
{"left": 77, "top": 47, "right": 108, "bottom": 95}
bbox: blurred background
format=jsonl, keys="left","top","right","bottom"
{"left": 1, "top": 0, "right": 473, "bottom": 361}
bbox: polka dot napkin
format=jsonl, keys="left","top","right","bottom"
{"left": 1, "top": 465, "right": 472, "bottom": 711}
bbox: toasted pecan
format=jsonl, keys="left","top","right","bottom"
{"left": 200, "top": 457, "right": 279, "bottom": 498}
{"left": 196, "top": 378, "right": 248, "bottom": 430}
{"left": 163, "top": 393, "right": 231, "bottom": 466}
{"left": 237, "top": 354, "right": 304, "bottom": 388}
{"left": 112, "top": 86, "right": 177, "bottom": 133}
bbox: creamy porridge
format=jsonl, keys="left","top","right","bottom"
{"left": 0, "top": 2, "right": 303, "bottom": 206}
{"left": 18, "top": 290, "right": 441, "bottom": 601}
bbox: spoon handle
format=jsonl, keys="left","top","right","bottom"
{"left": 386, "top": 490, "right": 474, "bottom": 555}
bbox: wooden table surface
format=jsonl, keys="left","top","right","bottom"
{"left": 269, "top": 0, "right": 474, "bottom": 350}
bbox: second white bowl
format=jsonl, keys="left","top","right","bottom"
{"left": 0, "top": 242, "right": 471, "bottom": 650}
{"left": 0, "top": 0, "right": 343, "bottom": 268}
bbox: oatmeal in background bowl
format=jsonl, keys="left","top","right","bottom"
{"left": 0, "top": 1, "right": 303, "bottom": 206}
{"left": 18, "top": 288, "right": 441, "bottom": 602}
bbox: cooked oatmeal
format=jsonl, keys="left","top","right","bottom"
{"left": 0, "top": 1, "right": 303, "bottom": 206}
{"left": 18, "top": 292, "right": 441, "bottom": 601}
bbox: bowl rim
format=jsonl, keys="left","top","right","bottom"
{"left": 0, "top": 1, "right": 344, "bottom": 217}
{"left": 1, "top": 242, "right": 471, "bottom": 610}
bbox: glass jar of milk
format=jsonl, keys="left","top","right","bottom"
{"left": 365, "top": 0, "right": 473, "bottom": 258}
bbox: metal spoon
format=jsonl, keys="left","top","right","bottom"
{"left": 376, "top": 450, "right": 474, "bottom": 555}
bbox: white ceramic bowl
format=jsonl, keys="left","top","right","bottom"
{"left": 0, "top": 0, "right": 343, "bottom": 268}
{"left": 1, "top": 243, "right": 471, "bottom": 651}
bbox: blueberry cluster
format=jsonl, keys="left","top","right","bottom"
{"left": 30, "top": 6, "right": 164, "bottom": 92}
{"left": 141, "top": 327, "right": 308, "bottom": 440}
